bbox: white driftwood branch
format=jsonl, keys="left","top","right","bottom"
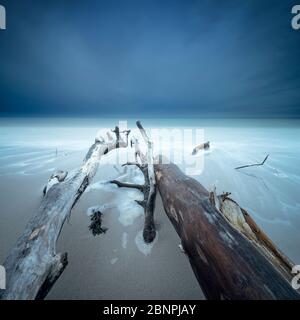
{"left": 43, "top": 170, "right": 68, "bottom": 195}
{"left": 0, "top": 126, "right": 130, "bottom": 300}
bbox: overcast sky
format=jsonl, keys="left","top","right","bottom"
{"left": 0, "top": 0, "right": 299, "bottom": 118}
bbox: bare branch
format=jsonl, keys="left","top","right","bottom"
{"left": 135, "top": 199, "right": 146, "bottom": 208}
{"left": 235, "top": 154, "right": 269, "bottom": 170}
{"left": 111, "top": 126, "right": 131, "bottom": 148}
{"left": 131, "top": 136, "right": 146, "bottom": 164}
{"left": 122, "top": 161, "right": 145, "bottom": 172}
{"left": 110, "top": 121, "right": 157, "bottom": 243}
{"left": 136, "top": 121, "right": 157, "bottom": 243}
{"left": 110, "top": 180, "right": 144, "bottom": 191}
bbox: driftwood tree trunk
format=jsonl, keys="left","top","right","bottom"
{"left": 155, "top": 162, "right": 299, "bottom": 300}
{"left": 110, "top": 121, "right": 157, "bottom": 243}
{"left": 0, "top": 127, "right": 130, "bottom": 300}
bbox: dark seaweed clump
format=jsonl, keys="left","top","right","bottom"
{"left": 89, "top": 211, "right": 108, "bottom": 236}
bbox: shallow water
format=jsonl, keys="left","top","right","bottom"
{"left": 0, "top": 118, "right": 299, "bottom": 299}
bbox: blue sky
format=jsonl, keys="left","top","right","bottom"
{"left": 0, "top": 0, "right": 299, "bottom": 118}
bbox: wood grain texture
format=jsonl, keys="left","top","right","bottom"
{"left": 155, "top": 162, "right": 299, "bottom": 300}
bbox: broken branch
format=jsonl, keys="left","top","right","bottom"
{"left": 110, "top": 180, "right": 144, "bottom": 191}
{"left": 235, "top": 154, "right": 269, "bottom": 170}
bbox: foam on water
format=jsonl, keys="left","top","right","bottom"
{"left": 110, "top": 258, "right": 118, "bottom": 265}
{"left": 86, "top": 204, "right": 115, "bottom": 216}
{"left": 87, "top": 167, "right": 144, "bottom": 227}
{"left": 134, "top": 230, "right": 159, "bottom": 256}
{"left": 121, "top": 232, "right": 128, "bottom": 249}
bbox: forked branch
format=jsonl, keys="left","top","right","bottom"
{"left": 110, "top": 121, "right": 157, "bottom": 243}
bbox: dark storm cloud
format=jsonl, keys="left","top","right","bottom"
{"left": 0, "top": 0, "right": 299, "bottom": 117}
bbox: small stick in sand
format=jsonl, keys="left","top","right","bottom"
{"left": 235, "top": 154, "right": 269, "bottom": 170}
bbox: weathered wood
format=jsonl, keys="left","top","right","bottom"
{"left": 155, "top": 162, "right": 299, "bottom": 300}
{"left": 110, "top": 121, "right": 157, "bottom": 243}
{"left": 211, "top": 190, "right": 294, "bottom": 282}
{"left": 192, "top": 141, "right": 210, "bottom": 155}
{"left": 110, "top": 180, "right": 144, "bottom": 191}
{"left": 136, "top": 121, "right": 157, "bottom": 243}
{"left": 43, "top": 170, "right": 68, "bottom": 195}
{"left": 0, "top": 127, "right": 130, "bottom": 300}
